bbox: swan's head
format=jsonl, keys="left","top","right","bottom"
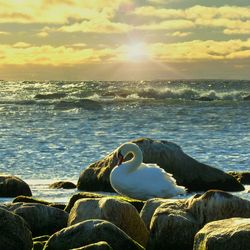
{"left": 116, "top": 143, "right": 141, "bottom": 166}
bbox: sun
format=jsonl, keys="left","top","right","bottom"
{"left": 126, "top": 42, "right": 148, "bottom": 62}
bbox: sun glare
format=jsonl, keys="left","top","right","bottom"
{"left": 126, "top": 43, "right": 148, "bottom": 62}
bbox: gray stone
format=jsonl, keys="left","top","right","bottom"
{"left": 68, "top": 197, "right": 149, "bottom": 247}
{"left": 146, "top": 190, "right": 250, "bottom": 250}
{"left": 0, "top": 175, "right": 32, "bottom": 197}
{"left": 193, "top": 217, "right": 250, "bottom": 250}
{"left": 7, "top": 202, "right": 68, "bottom": 236}
{"left": 77, "top": 138, "right": 243, "bottom": 192}
{"left": 0, "top": 207, "right": 33, "bottom": 250}
{"left": 43, "top": 219, "right": 144, "bottom": 250}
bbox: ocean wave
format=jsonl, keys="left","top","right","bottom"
{"left": 54, "top": 99, "right": 103, "bottom": 110}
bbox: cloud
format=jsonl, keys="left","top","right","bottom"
{"left": 0, "top": 31, "right": 10, "bottom": 35}
{"left": 148, "top": 39, "right": 250, "bottom": 61}
{"left": 133, "top": 5, "right": 250, "bottom": 35}
{"left": 1, "top": 39, "right": 250, "bottom": 67}
{"left": 170, "top": 31, "right": 191, "bottom": 37}
{"left": 136, "top": 19, "right": 194, "bottom": 31}
{"left": 57, "top": 18, "right": 132, "bottom": 33}
{"left": 0, "top": 0, "right": 132, "bottom": 24}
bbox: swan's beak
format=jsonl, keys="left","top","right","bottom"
{"left": 117, "top": 152, "right": 124, "bottom": 166}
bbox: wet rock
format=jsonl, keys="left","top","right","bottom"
{"left": 49, "top": 181, "right": 76, "bottom": 189}
{"left": 77, "top": 138, "right": 244, "bottom": 192}
{"left": 6, "top": 202, "right": 68, "bottom": 236}
{"left": 0, "top": 175, "right": 32, "bottom": 197}
{"left": 70, "top": 241, "right": 112, "bottom": 250}
{"left": 197, "top": 96, "right": 214, "bottom": 101}
{"left": 65, "top": 192, "right": 106, "bottom": 213}
{"left": 228, "top": 171, "right": 250, "bottom": 185}
{"left": 140, "top": 198, "right": 177, "bottom": 229}
{"left": 34, "top": 93, "right": 67, "bottom": 99}
{"left": 146, "top": 190, "right": 250, "bottom": 250}
{"left": 68, "top": 197, "right": 149, "bottom": 247}
{"left": 243, "top": 95, "right": 250, "bottom": 100}
{"left": 65, "top": 192, "right": 144, "bottom": 213}
{"left": 43, "top": 219, "right": 144, "bottom": 250}
{"left": 193, "top": 217, "right": 250, "bottom": 250}
{"left": 0, "top": 207, "right": 33, "bottom": 250}
{"left": 55, "top": 99, "right": 102, "bottom": 110}
{"left": 13, "top": 196, "right": 66, "bottom": 210}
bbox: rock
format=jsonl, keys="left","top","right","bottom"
{"left": 65, "top": 192, "right": 144, "bottom": 213}
{"left": 49, "top": 181, "right": 76, "bottom": 189}
{"left": 65, "top": 192, "right": 106, "bottom": 213}
{"left": 0, "top": 207, "right": 33, "bottom": 250}
{"left": 68, "top": 197, "right": 149, "bottom": 247}
{"left": 140, "top": 198, "right": 177, "bottom": 229}
{"left": 33, "top": 241, "right": 46, "bottom": 250}
{"left": 13, "top": 196, "right": 66, "bottom": 210}
{"left": 77, "top": 138, "right": 244, "bottom": 192}
{"left": 6, "top": 202, "right": 68, "bottom": 236}
{"left": 69, "top": 241, "right": 112, "bottom": 250}
{"left": 147, "top": 199, "right": 200, "bottom": 250}
{"left": 146, "top": 190, "right": 250, "bottom": 250}
{"left": 197, "top": 96, "right": 214, "bottom": 101}
{"left": 193, "top": 217, "right": 250, "bottom": 250}
{"left": 43, "top": 219, "right": 144, "bottom": 250}
{"left": 34, "top": 93, "right": 67, "bottom": 99}
{"left": 228, "top": 171, "right": 250, "bottom": 185}
{"left": 55, "top": 99, "right": 102, "bottom": 110}
{"left": 243, "top": 95, "right": 250, "bottom": 101}
{"left": 0, "top": 175, "right": 32, "bottom": 197}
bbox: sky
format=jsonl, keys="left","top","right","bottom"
{"left": 0, "top": 0, "right": 250, "bottom": 80}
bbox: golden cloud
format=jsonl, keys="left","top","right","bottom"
{"left": 1, "top": 39, "right": 250, "bottom": 67}
{"left": 57, "top": 18, "right": 132, "bottom": 33}
{"left": 133, "top": 5, "right": 250, "bottom": 35}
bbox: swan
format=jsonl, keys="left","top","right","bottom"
{"left": 110, "top": 142, "right": 186, "bottom": 200}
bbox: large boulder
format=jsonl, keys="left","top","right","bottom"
{"left": 77, "top": 138, "right": 244, "bottom": 192}
{"left": 68, "top": 197, "right": 149, "bottom": 247}
{"left": 0, "top": 175, "right": 32, "bottom": 197}
{"left": 193, "top": 217, "right": 250, "bottom": 250}
{"left": 145, "top": 190, "right": 250, "bottom": 250}
{"left": 43, "top": 219, "right": 144, "bottom": 250}
{"left": 6, "top": 202, "right": 68, "bottom": 236}
{"left": 65, "top": 192, "right": 144, "bottom": 213}
{"left": 0, "top": 207, "right": 33, "bottom": 250}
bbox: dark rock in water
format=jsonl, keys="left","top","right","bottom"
{"left": 0, "top": 175, "right": 32, "bottom": 197}
{"left": 145, "top": 190, "right": 250, "bottom": 250}
{"left": 197, "top": 96, "right": 214, "bottom": 101}
{"left": 13, "top": 195, "right": 66, "bottom": 210}
{"left": 6, "top": 202, "right": 69, "bottom": 236}
{"left": 43, "top": 219, "right": 144, "bottom": 250}
{"left": 243, "top": 95, "right": 250, "bottom": 100}
{"left": 228, "top": 171, "right": 250, "bottom": 185}
{"left": 193, "top": 218, "right": 250, "bottom": 250}
{"left": 49, "top": 181, "right": 76, "bottom": 189}
{"left": 77, "top": 138, "right": 244, "bottom": 193}
{"left": 68, "top": 197, "right": 149, "bottom": 247}
{"left": 0, "top": 207, "right": 33, "bottom": 250}
{"left": 70, "top": 241, "right": 112, "bottom": 250}
{"left": 34, "top": 93, "right": 67, "bottom": 99}
{"left": 55, "top": 99, "right": 102, "bottom": 110}
{"left": 65, "top": 192, "right": 144, "bottom": 213}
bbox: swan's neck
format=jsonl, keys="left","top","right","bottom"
{"left": 122, "top": 146, "right": 143, "bottom": 172}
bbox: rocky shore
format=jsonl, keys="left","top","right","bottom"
{"left": 0, "top": 138, "right": 249, "bottom": 250}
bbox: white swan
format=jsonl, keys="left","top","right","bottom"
{"left": 110, "top": 142, "right": 186, "bottom": 200}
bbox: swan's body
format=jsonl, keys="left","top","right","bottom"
{"left": 110, "top": 143, "right": 186, "bottom": 200}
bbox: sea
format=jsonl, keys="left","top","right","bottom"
{"left": 0, "top": 79, "right": 249, "bottom": 203}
